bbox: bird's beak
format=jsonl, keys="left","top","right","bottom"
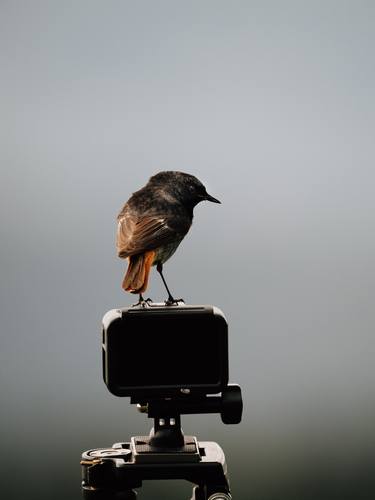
{"left": 205, "top": 193, "right": 221, "bottom": 204}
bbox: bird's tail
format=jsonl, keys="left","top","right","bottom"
{"left": 122, "top": 251, "right": 155, "bottom": 294}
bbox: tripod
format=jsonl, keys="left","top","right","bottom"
{"left": 81, "top": 385, "right": 242, "bottom": 499}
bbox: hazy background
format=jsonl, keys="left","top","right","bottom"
{"left": 1, "top": 1, "right": 374, "bottom": 499}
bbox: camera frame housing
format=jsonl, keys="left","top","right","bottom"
{"left": 102, "top": 304, "right": 229, "bottom": 399}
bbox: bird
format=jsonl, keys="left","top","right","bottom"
{"left": 116, "top": 171, "right": 221, "bottom": 305}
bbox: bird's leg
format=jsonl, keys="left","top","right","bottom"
{"left": 132, "top": 293, "right": 145, "bottom": 307}
{"left": 156, "top": 262, "right": 174, "bottom": 302}
{"left": 156, "top": 262, "right": 184, "bottom": 305}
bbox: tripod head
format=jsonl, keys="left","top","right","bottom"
{"left": 134, "top": 383, "right": 242, "bottom": 448}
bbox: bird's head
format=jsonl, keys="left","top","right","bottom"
{"left": 149, "top": 171, "right": 221, "bottom": 209}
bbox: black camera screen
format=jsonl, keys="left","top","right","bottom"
{"left": 109, "top": 311, "right": 226, "bottom": 390}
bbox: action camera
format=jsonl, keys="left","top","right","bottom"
{"left": 102, "top": 303, "right": 228, "bottom": 398}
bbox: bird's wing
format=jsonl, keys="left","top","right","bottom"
{"left": 117, "top": 214, "right": 189, "bottom": 258}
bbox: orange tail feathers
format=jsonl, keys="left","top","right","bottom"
{"left": 122, "top": 251, "right": 155, "bottom": 294}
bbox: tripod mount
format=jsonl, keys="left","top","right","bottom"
{"left": 81, "top": 385, "right": 242, "bottom": 499}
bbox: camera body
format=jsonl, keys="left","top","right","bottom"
{"left": 102, "top": 303, "right": 229, "bottom": 399}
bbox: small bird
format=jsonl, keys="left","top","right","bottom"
{"left": 116, "top": 171, "right": 220, "bottom": 304}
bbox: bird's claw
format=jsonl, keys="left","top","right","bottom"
{"left": 132, "top": 297, "right": 153, "bottom": 307}
{"left": 165, "top": 296, "right": 185, "bottom": 306}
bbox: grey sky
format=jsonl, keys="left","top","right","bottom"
{"left": 1, "top": 2, "right": 374, "bottom": 499}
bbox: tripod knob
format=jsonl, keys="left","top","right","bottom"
{"left": 191, "top": 486, "right": 232, "bottom": 500}
{"left": 221, "top": 384, "right": 243, "bottom": 424}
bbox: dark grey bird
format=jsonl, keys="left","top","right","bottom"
{"left": 116, "top": 171, "right": 220, "bottom": 304}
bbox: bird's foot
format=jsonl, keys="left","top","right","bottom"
{"left": 165, "top": 295, "right": 185, "bottom": 306}
{"left": 132, "top": 295, "right": 153, "bottom": 307}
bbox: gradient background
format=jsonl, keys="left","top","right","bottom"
{"left": 1, "top": 1, "right": 374, "bottom": 499}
